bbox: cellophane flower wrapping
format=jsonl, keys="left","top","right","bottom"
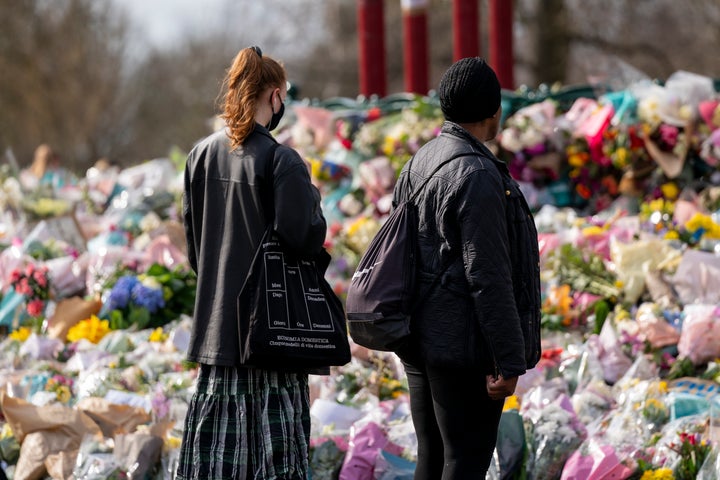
{"left": 338, "top": 421, "right": 405, "bottom": 480}
{"left": 522, "top": 386, "right": 587, "bottom": 480}
{"left": 560, "top": 437, "right": 635, "bottom": 480}
{"left": 310, "top": 438, "right": 347, "bottom": 480}
{"left": 696, "top": 446, "right": 720, "bottom": 480}
{"left": 670, "top": 250, "right": 720, "bottom": 306}
{"left": 586, "top": 318, "right": 634, "bottom": 385}
{"left": 609, "top": 237, "right": 680, "bottom": 305}
{"left": 650, "top": 414, "right": 714, "bottom": 477}
{"left": 72, "top": 433, "right": 123, "bottom": 479}
{"left": 373, "top": 450, "right": 415, "bottom": 480}
{"left": 676, "top": 304, "right": 720, "bottom": 365}
{"left": 571, "top": 380, "right": 615, "bottom": 433}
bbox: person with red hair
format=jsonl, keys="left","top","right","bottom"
{"left": 177, "top": 46, "right": 327, "bottom": 480}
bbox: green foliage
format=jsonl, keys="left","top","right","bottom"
{"left": 546, "top": 243, "right": 621, "bottom": 299}
{"left": 593, "top": 299, "right": 611, "bottom": 335}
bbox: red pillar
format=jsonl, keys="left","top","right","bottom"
{"left": 357, "top": 0, "right": 387, "bottom": 97}
{"left": 402, "top": 0, "right": 429, "bottom": 94}
{"left": 452, "top": 0, "right": 480, "bottom": 61}
{"left": 489, "top": 0, "right": 514, "bottom": 89}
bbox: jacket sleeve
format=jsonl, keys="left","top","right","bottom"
{"left": 272, "top": 146, "right": 327, "bottom": 256}
{"left": 183, "top": 149, "right": 201, "bottom": 274}
{"left": 456, "top": 167, "right": 526, "bottom": 378}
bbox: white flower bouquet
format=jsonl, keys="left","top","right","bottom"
{"left": 523, "top": 391, "right": 587, "bottom": 480}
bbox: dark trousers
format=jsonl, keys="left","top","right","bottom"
{"left": 403, "top": 361, "right": 504, "bottom": 479}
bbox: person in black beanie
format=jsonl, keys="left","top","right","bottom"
{"left": 392, "top": 57, "right": 541, "bottom": 479}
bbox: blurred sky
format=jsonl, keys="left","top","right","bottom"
{"left": 112, "top": 0, "right": 235, "bottom": 49}
{"left": 111, "top": 0, "right": 323, "bottom": 60}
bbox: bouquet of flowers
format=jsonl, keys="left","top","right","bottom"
{"left": 699, "top": 129, "right": 720, "bottom": 167}
{"left": 498, "top": 100, "right": 565, "bottom": 188}
{"left": 565, "top": 135, "right": 622, "bottom": 212}
{"left": 9, "top": 263, "right": 51, "bottom": 329}
{"left": 523, "top": 392, "right": 587, "bottom": 480}
{"left": 332, "top": 354, "right": 408, "bottom": 406}
{"left": 544, "top": 243, "right": 621, "bottom": 303}
{"left": 353, "top": 98, "right": 442, "bottom": 173}
{"left": 669, "top": 431, "right": 712, "bottom": 479}
{"left": 100, "top": 263, "right": 196, "bottom": 330}
{"left": 682, "top": 212, "right": 720, "bottom": 246}
{"left": 44, "top": 373, "right": 74, "bottom": 404}
{"left": 638, "top": 467, "right": 675, "bottom": 479}
{"left": 101, "top": 274, "right": 165, "bottom": 330}
{"left": 66, "top": 315, "right": 111, "bottom": 344}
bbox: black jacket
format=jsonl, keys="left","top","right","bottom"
{"left": 393, "top": 122, "right": 541, "bottom": 378}
{"left": 183, "top": 124, "right": 327, "bottom": 366}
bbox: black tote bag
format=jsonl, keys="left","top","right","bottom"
{"left": 237, "top": 145, "right": 351, "bottom": 369}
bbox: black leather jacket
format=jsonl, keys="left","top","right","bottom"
{"left": 183, "top": 124, "right": 327, "bottom": 366}
{"left": 393, "top": 122, "right": 541, "bottom": 378}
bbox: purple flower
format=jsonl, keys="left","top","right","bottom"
{"left": 106, "top": 275, "right": 139, "bottom": 311}
{"left": 131, "top": 283, "right": 165, "bottom": 313}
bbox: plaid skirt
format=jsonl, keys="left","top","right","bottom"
{"left": 176, "top": 365, "right": 311, "bottom": 480}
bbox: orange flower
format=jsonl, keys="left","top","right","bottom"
{"left": 601, "top": 176, "right": 618, "bottom": 196}
{"left": 545, "top": 284, "right": 574, "bottom": 326}
{"left": 576, "top": 184, "right": 592, "bottom": 200}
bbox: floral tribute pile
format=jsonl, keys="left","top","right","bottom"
{"left": 0, "top": 69, "right": 720, "bottom": 478}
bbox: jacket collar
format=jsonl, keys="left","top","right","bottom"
{"left": 253, "top": 122, "right": 277, "bottom": 141}
{"left": 441, "top": 121, "right": 510, "bottom": 175}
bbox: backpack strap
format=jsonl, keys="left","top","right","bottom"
{"left": 404, "top": 151, "right": 476, "bottom": 308}
{"left": 407, "top": 151, "right": 473, "bottom": 202}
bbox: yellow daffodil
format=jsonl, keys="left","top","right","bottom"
{"left": 149, "top": 327, "right": 167, "bottom": 343}
{"left": 9, "top": 326, "right": 32, "bottom": 342}
{"left": 614, "top": 147, "right": 628, "bottom": 168}
{"left": 664, "top": 230, "right": 680, "bottom": 240}
{"left": 660, "top": 182, "right": 679, "bottom": 200}
{"left": 567, "top": 151, "right": 589, "bottom": 168}
{"left": 66, "top": 315, "right": 111, "bottom": 344}
{"left": 640, "top": 468, "right": 674, "bottom": 480}
{"left": 685, "top": 213, "right": 720, "bottom": 239}
{"left": 382, "top": 136, "right": 397, "bottom": 156}
{"left": 685, "top": 213, "right": 709, "bottom": 232}
{"left": 647, "top": 198, "right": 670, "bottom": 214}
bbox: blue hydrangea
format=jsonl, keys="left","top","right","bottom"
{"left": 106, "top": 275, "right": 140, "bottom": 311}
{"left": 131, "top": 283, "right": 165, "bottom": 313}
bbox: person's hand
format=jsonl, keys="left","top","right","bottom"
{"left": 486, "top": 374, "right": 518, "bottom": 401}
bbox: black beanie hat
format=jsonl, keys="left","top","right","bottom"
{"left": 438, "top": 57, "right": 501, "bottom": 123}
